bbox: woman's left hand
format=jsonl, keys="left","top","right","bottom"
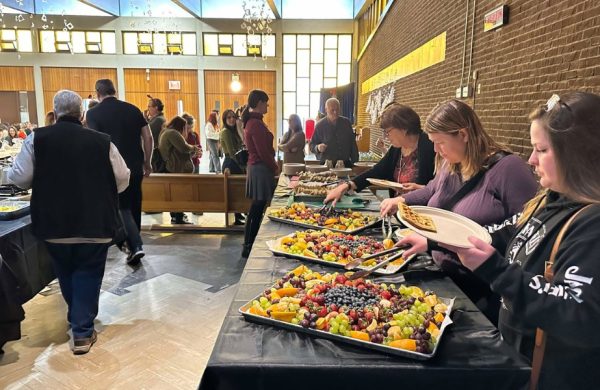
{"left": 439, "top": 236, "right": 496, "bottom": 271}
{"left": 400, "top": 182, "right": 423, "bottom": 192}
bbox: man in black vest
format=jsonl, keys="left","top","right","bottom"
{"left": 8, "top": 90, "right": 130, "bottom": 354}
{"left": 86, "top": 79, "right": 153, "bottom": 266}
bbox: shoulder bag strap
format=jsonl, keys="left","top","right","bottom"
{"left": 439, "top": 151, "right": 509, "bottom": 211}
{"left": 529, "top": 204, "right": 593, "bottom": 390}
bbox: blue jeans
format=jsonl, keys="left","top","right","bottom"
{"left": 121, "top": 209, "right": 143, "bottom": 250}
{"left": 207, "top": 139, "right": 221, "bottom": 173}
{"left": 45, "top": 242, "right": 109, "bottom": 339}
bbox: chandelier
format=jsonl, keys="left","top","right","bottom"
{"left": 241, "top": 0, "right": 273, "bottom": 64}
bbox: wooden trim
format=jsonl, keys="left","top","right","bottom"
{"left": 357, "top": 0, "right": 395, "bottom": 61}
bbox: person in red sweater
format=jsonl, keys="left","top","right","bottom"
{"left": 241, "top": 89, "right": 278, "bottom": 257}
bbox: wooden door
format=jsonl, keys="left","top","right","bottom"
{"left": 0, "top": 66, "right": 36, "bottom": 124}
{"left": 41, "top": 67, "right": 117, "bottom": 114}
{"left": 203, "top": 70, "right": 276, "bottom": 142}
{"left": 124, "top": 68, "right": 199, "bottom": 131}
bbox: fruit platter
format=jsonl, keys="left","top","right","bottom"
{"left": 266, "top": 229, "right": 412, "bottom": 275}
{"left": 0, "top": 200, "right": 30, "bottom": 220}
{"left": 240, "top": 265, "right": 454, "bottom": 360}
{"left": 268, "top": 202, "right": 380, "bottom": 233}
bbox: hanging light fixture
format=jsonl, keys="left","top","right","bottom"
{"left": 230, "top": 73, "right": 242, "bottom": 93}
{"left": 241, "top": 0, "right": 273, "bottom": 63}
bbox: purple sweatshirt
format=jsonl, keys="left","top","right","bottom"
{"left": 403, "top": 154, "right": 538, "bottom": 226}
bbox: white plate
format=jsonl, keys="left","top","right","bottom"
{"left": 397, "top": 206, "right": 491, "bottom": 248}
{"left": 367, "top": 178, "right": 405, "bottom": 190}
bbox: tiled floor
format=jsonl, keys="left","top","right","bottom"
{"left": 0, "top": 216, "right": 246, "bottom": 390}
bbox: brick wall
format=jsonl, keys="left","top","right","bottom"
{"left": 357, "top": 0, "right": 600, "bottom": 157}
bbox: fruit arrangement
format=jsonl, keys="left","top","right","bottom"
{"left": 269, "top": 202, "right": 378, "bottom": 232}
{"left": 274, "top": 229, "right": 402, "bottom": 269}
{"left": 244, "top": 265, "right": 450, "bottom": 356}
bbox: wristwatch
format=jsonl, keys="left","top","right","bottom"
{"left": 342, "top": 180, "right": 355, "bottom": 194}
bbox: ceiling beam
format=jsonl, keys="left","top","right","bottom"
{"left": 172, "top": 0, "right": 202, "bottom": 19}
{"left": 79, "top": 0, "right": 119, "bottom": 17}
{"left": 265, "top": 0, "right": 281, "bottom": 19}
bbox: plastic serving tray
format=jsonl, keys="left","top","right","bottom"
{"left": 266, "top": 233, "right": 414, "bottom": 275}
{"left": 0, "top": 200, "right": 30, "bottom": 220}
{"left": 239, "top": 290, "right": 454, "bottom": 360}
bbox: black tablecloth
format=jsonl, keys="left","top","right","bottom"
{"left": 199, "top": 181, "right": 531, "bottom": 389}
{"left": 0, "top": 215, "right": 54, "bottom": 349}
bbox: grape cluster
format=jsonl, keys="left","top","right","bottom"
{"left": 324, "top": 286, "right": 379, "bottom": 310}
{"left": 410, "top": 324, "right": 432, "bottom": 353}
{"left": 368, "top": 328, "right": 386, "bottom": 343}
{"left": 300, "top": 312, "right": 318, "bottom": 328}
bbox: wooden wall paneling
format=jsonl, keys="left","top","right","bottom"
{"left": 203, "top": 70, "right": 277, "bottom": 142}
{"left": 41, "top": 67, "right": 117, "bottom": 114}
{"left": 123, "top": 68, "right": 200, "bottom": 130}
{"left": 0, "top": 66, "right": 34, "bottom": 91}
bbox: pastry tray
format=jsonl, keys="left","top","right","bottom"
{"left": 0, "top": 200, "right": 30, "bottom": 220}
{"left": 266, "top": 233, "right": 414, "bottom": 275}
{"left": 240, "top": 291, "right": 454, "bottom": 360}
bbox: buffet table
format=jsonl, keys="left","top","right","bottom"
{"left": 199, "top": 178, "right": 531, "bottom": 389}
{"left": 0, "top": 215, "right": 54, "bottom": 350}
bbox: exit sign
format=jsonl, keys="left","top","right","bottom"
{"left": 484, "top": 5, "right": 509, "bottom": 32}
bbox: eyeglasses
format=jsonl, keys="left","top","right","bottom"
{"left": 383, "top": 128, "right": 393, "bottom": 138}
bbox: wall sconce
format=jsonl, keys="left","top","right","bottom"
{"left": 230, "top": 73, "right": 242, "bottom": 92}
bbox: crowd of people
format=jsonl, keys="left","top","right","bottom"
{"left": 5, "top": 80, "right": 600, "bottom": 389}
{"left": 0, "top": 121, "right": 36, "bottom": 147}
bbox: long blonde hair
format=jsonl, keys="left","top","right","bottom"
{"left": 425, "top": 99, "right": 509, "bottom": 178}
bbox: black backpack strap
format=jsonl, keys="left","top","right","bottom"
{"left": 439, "top": 151, "right": 509, "bottom": 211}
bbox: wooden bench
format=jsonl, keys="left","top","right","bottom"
{"left": 141, "top": 169, "right": 254, "bottom": 232}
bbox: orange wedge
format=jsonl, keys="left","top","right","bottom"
{"left": 275, "top": 287, "right": 298, "bottom": 297}
{"left": 349, "top": 331, "right": 370, "bottom": 341}
{"left": 388, "top": 339, "right": 417, "bottom": 351}
{"left": 248, "top": 306, "right": 267, "bottom": 317}
{"left": 270, "top": 311, "right": 297, "bottom": 322}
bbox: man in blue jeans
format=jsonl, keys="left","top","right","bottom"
{"left": 8, "top": 90, "right": 130, "bottom": 354}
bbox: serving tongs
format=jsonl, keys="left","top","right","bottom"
{"left": 316, "top": 203, "right": 334, "bottom": 216}
{"left": 344, "top": 243, "right": 410, "bottom": 270}
{"left": 348, "top": 244, "right": 411, "bottom": 281}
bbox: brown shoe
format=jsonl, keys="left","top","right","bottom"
{"left": 72, "top": 330, "right": 97, "bottom": 355}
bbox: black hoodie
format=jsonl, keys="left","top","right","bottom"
{"left": 476, "top": 191, "right": 600, "bottom": 389}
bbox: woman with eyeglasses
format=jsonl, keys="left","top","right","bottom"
{"left": 325, "top": 103, "right": 435, "bottom": 205}
{"left": 382, "top": 99, "right": 538, "bottom": 324}
{"left": 221, "top": 109, "right": 246, "bottom": 225}
{"left": 401, "top": 92, "right": 600, "bottom": 389}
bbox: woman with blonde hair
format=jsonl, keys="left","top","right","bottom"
{"left": 382, "top": 99, "right": 538, "bottom": 323}
{"left": 428, "top": 92, "right": 600, "bottom": 389}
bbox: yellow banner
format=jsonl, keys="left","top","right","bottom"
{"left": 361, "top": 32, "right": 446, "bottom": 94}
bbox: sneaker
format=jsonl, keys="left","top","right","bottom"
{"left": 127, "top": 247, "right": 145, "bottom": 266}
{"left": 72, "top": 330, "right": 97, "bottom": 355}
{"left": 233, "top": 219, "right": 245, "bottom": 226}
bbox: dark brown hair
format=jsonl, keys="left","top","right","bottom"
{"left": 529, "top": 91, "right": 600, "bottom": 203}
{"left": 166, "top": 116, "right": 187, "bottom": 134}
{"left": 242, "top": 89, "right": 269, "bottom": 127}
{"left": 379, "top": 103, "right": 422, "bottom": 135}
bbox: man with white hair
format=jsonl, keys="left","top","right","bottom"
{"left": 309, "top": 97, "right": 359, "bottom": 167}
{"left": 8, "top": 89, "right": 130, "bottom": 354}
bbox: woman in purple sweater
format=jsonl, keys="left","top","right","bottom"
{"left": 381, "top": 99, "right": 538, "bottom": 323}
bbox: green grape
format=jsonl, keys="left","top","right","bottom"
{"left": 330, "top": 325, "right": 339, "bottom": 334}
{"left": 402, "top": 327, "right": 413, "bottom": 337}
{"left": 291, "top": 318, "right": 299, "bottom": 325}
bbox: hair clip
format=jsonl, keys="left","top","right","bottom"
{"left": 545, "top": 94, "right": 560, "bottom": 111}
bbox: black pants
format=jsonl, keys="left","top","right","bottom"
{"left": 118, "top": 171, "right": 143, "bottom": 247}
{"left": 223, "top": 157, "right": 245, "bottom": 223}
{"left": 244, "top": 200, "right": 267, "bottom": 246}
{"left": 45, "top": 242, "right": 109, "bottom": 339}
